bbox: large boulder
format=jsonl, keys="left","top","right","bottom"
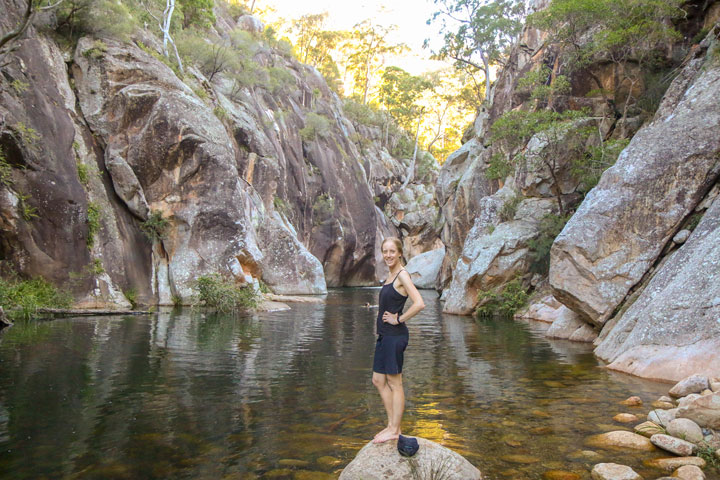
{"left": 339, "top": 437, "right": 482, "bottom": 480}
{"left": 675, "top": 392, "right": 720, "bottom": 429}
{"left": 405, "top": 247, "right": 445, "bottom": 289}
{"left": 593, "top": 194, "right": 720, "bottom": 381}
{"left": 550, "top": 44, "right": 720, "bottom": 326}
{"left": 385, "top": 183, "right": 442, "bottom": 259}
{"left": 545, "top": 306, "right": 597, "bottom": 342}
{"left": 443, "top": 195, "right": 556, "bottom": 315}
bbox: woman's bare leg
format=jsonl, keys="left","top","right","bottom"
{"left": 372, "top": 372, "right": 393, "bottom": 438}
{"left": 374, "top": 373, "right": 403, "bottom": 443}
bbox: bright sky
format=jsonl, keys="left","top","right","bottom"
{"left": 261, "top": 0, "right": 449, "bottom": 74}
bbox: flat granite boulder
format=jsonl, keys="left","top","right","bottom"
{"left": 339, "top": 437, "right": 482, "bottom": 480}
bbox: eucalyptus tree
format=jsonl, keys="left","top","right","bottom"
{"left": 426, "top": 0, "right": 525, "bottom": 103}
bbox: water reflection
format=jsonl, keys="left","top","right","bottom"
{"left": 0, "top": 290, "right": 702, "bottom": 480}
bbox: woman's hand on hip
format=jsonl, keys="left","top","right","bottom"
{"left": 382, "top": 311, "right": 399, "bottom": 325}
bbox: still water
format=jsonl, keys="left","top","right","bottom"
{"left": 0, "top": 289, "right": 713, "bottom": 479}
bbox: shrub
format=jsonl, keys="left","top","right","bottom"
{"left": 312, "top": 193, "right": 335, "bottom": 223}
{"left": 18, "top": 193, "right": 37, "bottom": 221}
{"left": 141, "top": 210, "right": 169, "bottom": 241}
{"left": 485, "top": 153, "right": 514, "bottom": 181}
{"left": 342, "top": 98, "right": 385, "bottom": 127}
{"left": 300, "top": 113, "right": 332, "bottom": 141}
{"left": 77, "top": 163, "right": 89, "bottom": 185}
{"left": 0, "top": 147, "right": 12, "bottom": 187}
{"left": 267, "top": 66, "right": 295, "bottom": 93}
{"left": 0, "top": 276, "right": 72, "bottom": 321}
{"left": 86, "top": 202, "right": 102, "bottom": 249}
{"left": 573, "top": 138, "right": 628, "bottom": 194}
{"left": 124, "top": 288, "right": 138, "bottom": 309}
{"left": 196, "top": 274, "right": 259, "bottom": 313}
{"left": 475, "top": 278, "right": 529, "bottom": 319}
{"left": 10, "top": 79, "right": 29, "bottom": 94}
{"left": 499, "top": 193, "right": 523, "bottom": 222}
{"left": 527, "top": 213, "right": 570, "bottom": 274}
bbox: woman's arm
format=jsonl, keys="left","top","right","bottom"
{"left": 383, "top": 270, "right": 425, "bottom": 325}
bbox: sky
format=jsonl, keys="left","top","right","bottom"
{"left": 260, "top": 0, "right": 450, "bottom": 74}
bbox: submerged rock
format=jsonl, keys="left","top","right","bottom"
{"left": 338, "top": 437, "right": 482, "bottom": 480}
{"left": 585, "top": 431, "right": 656, "bottom": 451}
{"left": 643, "top": 456, "right": 706, "bottom": 472}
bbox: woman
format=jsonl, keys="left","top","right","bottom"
{"left": 371, "top": 237, "right": 425, "bottom": 444}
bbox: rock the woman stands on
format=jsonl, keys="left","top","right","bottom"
{"left": 371, "top": 237, "right": 425, "bottom": 444}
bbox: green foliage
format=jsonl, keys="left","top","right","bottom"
{"left": 685, "top": 212, "right": 703, "bottom": 232}
{"left": 342, "top": 98, "right": 386, "bottom": 128}
{"left": 427, "top": 0, "right": 526, "bottom": 102}
{"left": 10, "top": 79, "right": 29, "bottom": 94}
{"left": 141, "top": 210, "right": 169, "bottom": 242}
{"left": 90, "top": 258, "right": 105, "bottom": 275}
{"left": 290, "top": 12, "right": 346, "bottom": 92}
{"left": 124, "top": 288, "right": 138, "bottom": 309}
{"left": 0, "top": 148, "right": 12, "bottom": 187}
{"left": 528, "top": 0, "right": 684, "bottom": 82}
{"left": 17, "top": 193, "right": 37, "bottom": 221}
{"left": 267, "top": 66, "right": 295, "bottom": 93}
{"left": 475, "top": 278, "right": 528, "bottom": 319}
{"left": 416, "top": 152, "right": 438, "bottom": 183}
{"left": 172, "top": 294, "right": 183, "bottom": 307}
{"left": 312, "top": 193, "right": 335, "bottom": 224}
{"left": 213, "top": 106, "right": 228, "bottom": 121}
{"left": 378, "top": 66, "right": 432, "bottom": 131}
{"left": 273, "top": 195, "right": 289, "bottom": 215}
{"left": 177, "top": 32, "right": 236, "bottom": 81}
{"left": 499, "top": 192, "right": 523, "bottom": 222}
{"left": 390, "top": 133, "right": 415, "bottom": 159}
{"left": 517, "top": 66, "right": 571, "bottom": 104}
{"left": 15, "top": 122, "right": 40, "bottom": 146}
{"left": 527, "top": 213, "right": 570, "bottom": 274}
{"left": 195, "top": 274, "right": 259, "bottom": 313}
{"left": 300, "top": 113, "right": 332, "bottom": 141}
{"left": 86, "top": 202, "right": 102, "bottom": 249}
{"left": 636, "top": 69, "right": 676, "bottom": 116}
{"left": 83, "top": 39, "right": 108, "bottom": 59}
{"left": 0, "top": 276, "right": 72, "bottom": 321}
{"left": 77, "top": 163, "right": 89, "bottom": 185}
{"left": 696, "top": 442, "right": 720, "bottom": 472}
{"left": 178, "top": 0, "right": 215, "bottom": 29}
{"left": 573, "top": 138, "right": 628, "bottom": 194}
{"left": 56, "top": 0, "right": 137, "bottom": 41}
{"left": 485, "top": 153, "right": 513, "bottom": 180}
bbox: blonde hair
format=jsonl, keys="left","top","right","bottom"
{"left": 381, "top": 237, "right": 405, "bottom": 265}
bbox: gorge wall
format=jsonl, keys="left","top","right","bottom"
{"left": 0, "top": 0, "right": 441, "bottom": 306}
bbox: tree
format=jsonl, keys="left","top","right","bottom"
{"left": 142, "top": 0, "right": 185, "bottom": 74}
{"left": 528, "top": 0, "right": 685, "bottom": 116}
{"left": 342, "top": 20, "right": 407, "bottom": 104}
{"left": 290, "top": 13, "right": 346, "bottom": 92}
{"left": 178, "top": 0, "right": 215, "bottom": 29}
{"left": 0, "top": 0, "right": 64, "bottom": 67}
{"left": 427, "top": 0, "right": 525, "bottom": 103}
{"left": 378, "top": 67, "right": 432, "bottom": 131}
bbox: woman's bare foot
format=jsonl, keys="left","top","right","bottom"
{"left": 373, "top": 426, "right": 390, "bottom": 439}
{"left": 373, "top": 430, "right": 400, "bottom": 444}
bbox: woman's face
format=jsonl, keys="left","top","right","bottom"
{"left": 382, "top": 241, "right": 400, "bottom": 268}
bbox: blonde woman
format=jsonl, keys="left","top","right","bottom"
{"left": 371, "top": 237, "right": 425, "bottom": 444}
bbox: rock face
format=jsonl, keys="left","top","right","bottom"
{"left": 339, "top": 437, "right": 482, "bottom": 480}
{"left": 405, "top": 247, "right": 445, "bottom": 289}
{"left": 545, "top": 306, "right": 597, "bottom": 342}
{"left": 443, "top": 195, "right": 556, "bottom": 314}
{"left": 550, "top": 44, "right": 720, "bottom": 326}
{"left": 593, "top": 190, "right": 720, "bottom": 380}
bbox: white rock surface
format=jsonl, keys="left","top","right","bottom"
{"left": 590, "top": 463, "right": 642, "bottom": 480}
{"left": 666, "top": 418, "right": 704, "bottom": 444}
{"left": 650, "top": 434, "right": 696, "bottom": 456}
{"left": 405, "top": 247, "right": 445, "bottom": 289}
{"left": 669, "top": 375, "right": 710, "bottom": 398}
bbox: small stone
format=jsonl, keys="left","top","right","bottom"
{"left": 644, "top": 456, "right": 706, "bottom": 471}
{"left": 620, "top": 396, "right": 643, "bottom": 406}
{"left": 590, "top": 463, "right": 642, "bottom": 480}
{"left": 635, "top": 421, "right": 666, "bottom": 438}
{"left": 671, "top": 465, "right": 705, "bottom": 480}
{"left": 710, "top": 378, "right": 720, "bottom": 392}
{"left": 567, "top": 450, "right": 603, "bottom": 461}
{"left": 667, "top": 418, "right": 704, "bottom": 444}
{"left": 659, "top": 396, "right": 674, "bottom": 403}
{"left": 669, "top": 375, "right": 709, "bottom": 398}
{"left": 542, "top": 470, "right": 580, "bottom": 480}
{"left": 613, "top": 413, "right": 638, "bottom": 423}
{"left": 673, "top": 229, "right": 691, "bottom": 244}
{"left": 653, "top": 401, "right": 676, "bottom": 409}
{"left": 501, "top": 454, "right": 540, "bottom": 464}
{"left": 650, "top": 434, "right": 696, "bottom": 456}
{"left": 585, "top": 431, "right": 656, "bottom": 451}
{"left": 277, "top": 459, "right": 310, "bottom": 468}
{"left": 701, "top": 389, "right": 713, "bottom": 395}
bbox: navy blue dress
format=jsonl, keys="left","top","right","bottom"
{"left": 372, "top": 270, "right": 409, "bottom": 374}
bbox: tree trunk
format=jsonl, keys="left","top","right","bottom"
{"left": 402, "top": 113, "right": 423, "bottom": 189}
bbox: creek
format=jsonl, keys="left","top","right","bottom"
{"left": 0, "top": 289, "right": 697, "bottom": 479}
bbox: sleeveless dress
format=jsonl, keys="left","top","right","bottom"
{"left": 372, "top": 269, "right": 409, "bottom": 374}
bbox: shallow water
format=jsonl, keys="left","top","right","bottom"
{"left": 0, "top": 289, "right": 716, "bottom": 479}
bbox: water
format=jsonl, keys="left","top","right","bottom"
{"left": 0, "top": 289, "right": 715, "bottom": 479}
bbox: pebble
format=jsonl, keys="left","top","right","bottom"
{"left": 659, "top": 396, "right": 674, "bottom": 403}
{"left": 613, "top": 413, "right": 638, "bottom": 423}
{"left": 650, "top": 434, "right": 696, "bottom": 456}
{"left": 315, "top": 456, "right": 340, "bottom": 468}
{"left": 590, "top": 463, "right": 642, "bottom": 480}
{"left": 501, "top": 454, "right": 541, "bottom": 464}
{"left": 542, "top": 470, "right": 580, "bottom": 480}
{"left": 643, "top": 456, "right": 706, "bottom": 471}
{"left": 652, "top": 401, "right": 675, "bottom": 409}
{"left": 620, "top": 396, "right": 643, "bottom": 407}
